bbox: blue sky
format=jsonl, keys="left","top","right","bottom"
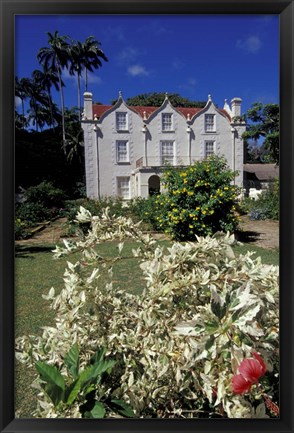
{"left": 15, "top": 14, "right": 279, "bottom": 115}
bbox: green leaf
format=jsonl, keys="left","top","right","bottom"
{"left": 91, "top": 359, "right": 116, "bottom": 379}
{"left": 205, "top": 320, "right": 219, "bottom": 334}
{"left": 90, "top": 347, "right": 107, "bottom": 365}
{"left": 64, "top": 343, "right": 80, "bottom": 379}
{"left": 35, "top": 361, "right": 65, "bottom": 406}
{"left": 64, "top": 378, "right": 81, "bottom": 406}
{"left": 84, "top": 401, "right": 106, "bottom": 418}
{"left": 109, "top": 399, "right": 136, "bottom": 418}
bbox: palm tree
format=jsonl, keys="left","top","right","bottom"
{"left": 81, "top": 36, "right": 108, "bottom": 92}
{"left": 37, "top": 31, "right": 71, "bottom": 152}
{"left": 64, "top": 107, "right": 84, "bottom": 163}
{"left": 68, "top": 37, "right": 108, "bottom": 119}
{"left": 15, "top": 76, "right": 32, "bottom": 128}
{"left": 68, "top": 41, "right": 84, "bottom": 120}
{"left": 32, "top": 67, "right": 62, "bottom": 129}
{"left": 25, "top": 77, "right": 49, "bottom": 131}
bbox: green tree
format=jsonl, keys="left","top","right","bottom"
{"left": 68, "top": 36, "right": 108, "bottom": 119}
{"left": 243, "top": 102, "right": 279, "bottom": 164}
{"left": 63, "top": 107, "right": 84, "bottom": 163}
{"left": 112, "top": 92, "right": 206, "bottom": 107}
{"left": 32, "top": 67, "right": 63, "bottom": 129}
{"left": 15, "top": 76, "right": 32, "bottom": 128}
{"left": 37, "top": 31, "right": 71, "bottom": 151}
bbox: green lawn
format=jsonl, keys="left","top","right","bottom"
{"left": 15, "top": 239, "right": 279, "bottom": 417}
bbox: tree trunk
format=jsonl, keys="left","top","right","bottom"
{"left": 57, "top": 64, "right": 66, "bottom": 156}
{"left": 77, "top": 74, "right": 81, "bottom": 121}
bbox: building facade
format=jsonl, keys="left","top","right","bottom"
{"left": 81, "top": 92, "right": 246, "bottom": 199}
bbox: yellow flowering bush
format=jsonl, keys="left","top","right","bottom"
{"left": 154, "top": 156, "right": 239, "bottom": 240}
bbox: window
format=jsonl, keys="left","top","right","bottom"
{"left": 205, "top": 141, "right": 215, "bottom": 158}
{"left": 161, "top": 140, "right": 174, "bottom": 165}
{"left": 117, "top": 177, "right": 130, "bottom": 199}
{"left": 162, "top": 113, "right": 173, "bottom": 131}
{"left": 205, "top": 114, "right": 215, "bottom": 132}
{"left": 116, "top": 112, "right": 128, "bottom": 131}
{"left": 116, "top": 140, "right": 129, "bottom": 163}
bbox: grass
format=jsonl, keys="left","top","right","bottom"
{"left": 15, "top": 238, "right": 279, "bottom": 417}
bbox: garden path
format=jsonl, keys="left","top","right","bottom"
{"left": 15, "top": 215, "right": 279, "bottom": 250}
{"left": 237, "top": 215, "right": 279, "bottom": 250}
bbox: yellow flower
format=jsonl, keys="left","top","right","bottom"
{"left": 188, "top": 191, "right": 193, "bottom": 196}
{"left": 195, "top": 206, "right": 200, "bottom": 211}
{"left": 202, "top": 210, "right": 206, "bottom": 214}
{"left": 189, "top": 225, "right": 193, "bottom": 229}
{"left": 183, "top": 179, "right": 188, "bottom": 184}
{"left": 189, "top": 213, "right": 194, "bottom": 218}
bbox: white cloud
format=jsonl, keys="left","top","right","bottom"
{"left": 127, "top": 64, "right": 149, "bottom": 77}
{"left": 236, "top": 36, "right": 263, "bottom": 54}
{"left": 15, "top": 96, "right": 22, "bottom": 108}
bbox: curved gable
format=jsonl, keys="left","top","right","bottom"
{"left": 190, "top": 96, "right": 231, "bottom": 123}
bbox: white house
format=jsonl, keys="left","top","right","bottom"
{"left": 81, "top": 92, "right": 246, "bottom": 199}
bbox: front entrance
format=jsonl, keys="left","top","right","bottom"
{"left": 148, "top": 175, "right": 160, "bottom": 196}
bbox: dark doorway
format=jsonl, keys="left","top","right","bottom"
{"left": 148, "top": 175, "right": 160, "bottom": 196}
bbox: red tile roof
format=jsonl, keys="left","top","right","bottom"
{"left": 93, "top": 104, "right": 231, "bottom": 121}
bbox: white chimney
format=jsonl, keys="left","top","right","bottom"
{"left": 83, "top": 92, "right": 93, "bottom": 120}
{"left": 231, "top": 97, "right": 242, "bottom": 118}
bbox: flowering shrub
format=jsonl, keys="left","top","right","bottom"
{"left": 232, "top": 352, "right": 279, "bottom": 417}
{"left": 238, "top": 179, "right": 279, "bottom": 221}
{"left": 147, "top": 156, "right": 240, "bottom": 240}
{"left": 16, "top": 207, "right": 279, "bottom": 418}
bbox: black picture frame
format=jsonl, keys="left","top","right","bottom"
{"left": 1, "top": 1, "right": 293, "bottom": 432}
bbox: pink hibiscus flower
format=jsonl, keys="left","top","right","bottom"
{"left": 232, "top": 352, "right": 267, "bottom": 394}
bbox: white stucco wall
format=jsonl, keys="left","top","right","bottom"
{"left": 81, "top": 92, "right": 246, "bottom": 199}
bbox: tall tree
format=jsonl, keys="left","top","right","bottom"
{"left": 81, "top": 36, "right": 108, "bottom": 92}
{"left": 69, "top": 36, "right": 108, "bottom": 119}
{"left": 15, "top": 77, "right": 32, "bottom": 128}
{"left": 32, "top": 67, "right": 62, "bottom": 129}
{"left": 243, "top": 102, "right": 279, "bottom": 164}
{"left": 37, "top": 31, "right": 71, "bottom": 152}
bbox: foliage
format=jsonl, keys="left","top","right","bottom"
{"left": 15, "top": 181, "right": 67, "bottom": 240}
{"left": 15, "top": 218, "right": 32, "bottom": 240}
{"left": 112, "top": 92, "right": 206, "bottom": 107}
{"left": 128, "top": 196, "right": 163, "bottom": 231}
{"left": 24, "top": 180, "right": 66, "bottom": 208}
{"left": 16, "top": 207, "right": 279, "bottom": 419}
{"left": 63, "top": 197, "right": 131, "bottom": 236}
{"left": 15, "top": 128, "right": 85, "bottom": 195}
{"left": 245, "top": 141, "right": 275, "bottom": 164}
{"left": 243, "top": 103, "right": 279, "bottom": 164}
{"left": 35, "top": 344, "right": 135, "bottom": 418}
{"left": 15, "top": 202, "right": 52, "bottom": 226}
{"left": 145, "top": 156, "right": 240, "bottom": 240}
{"left": 238, "top": 180, "right": 279, "bottom": 221}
